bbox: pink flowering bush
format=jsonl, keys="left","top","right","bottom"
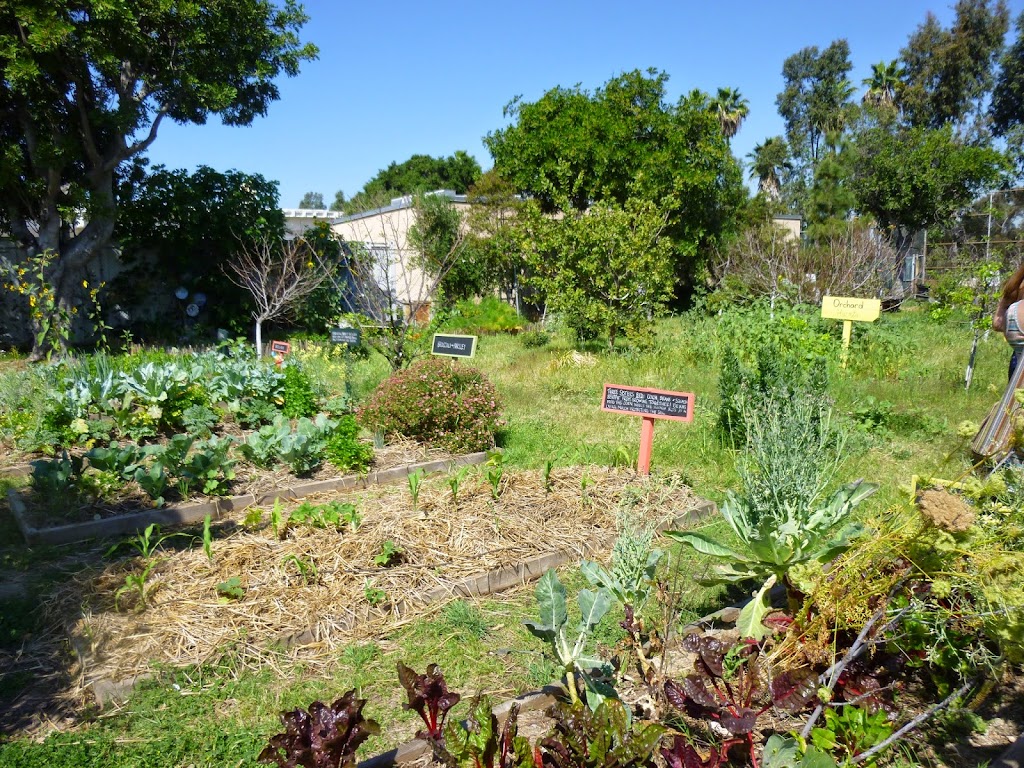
{"left": 357, "top": 358, "right": 504, "bottom": 453}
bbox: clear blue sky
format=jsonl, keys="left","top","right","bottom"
{"left": 144, "top": 0, "right": 1024, "bottom": 209}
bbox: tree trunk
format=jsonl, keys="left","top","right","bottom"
{"left": 255, "top": 319, "right": 264, "bottom": 358}
{"left": 27, "top": 169, "right": 117, "bottom": 361}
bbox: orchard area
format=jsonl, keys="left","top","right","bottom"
{"left": 1, "top": 303, "right": 1023, "bottom": 768}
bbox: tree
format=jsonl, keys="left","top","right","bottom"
{"left": 345, "top": 151, "right": 482, "bottom": 213}
{"left": 298, "top": 191, "right": 326, "bottom": 209}
{"left": 991, "top": 10, "right": 1024, "bottom": 136}
{"left": 713, "top": 221, "right": 898, "bottom": 307}
{"left": 748, "top": 137, "right": 792, "bottom": 201}
{"left": 849, "top": 124, "right": 1007, "bottom": 257}
{"left": 114, "top": 164, "right": 286, "bottom": 335}
{"left": 330, "top": 190, "right": 348, "bottom": 211}
{"left": 862, "top": 60, "right": 905, "bottom": 111}
{"left": 408, "top": 193, "right": 475, "bottom": 306}
{"left": 224, "top": 235, "right": 332, "bottom": 356}
{"left": 776, "top": 40, "right": 855, "bottom": 175}
{"left": 900, "top": 0, "right": 1009, "bottom": 130}
{"left": 0, "top": 1, "right": 317, "bottom": 359}
{"left": 709, "top": 87, "right": 750, "bottom": 141}
{"left": 520, "top": 196, "right": 674, "bottom": 349}
{"left": 805, "top": 139, "right": 856, "bottom": 243}
{"left": 466, "top": 170, "right": 528, "bottom": 310}
{"left": 485, "top": 69, "right": 744, "bottom": 301}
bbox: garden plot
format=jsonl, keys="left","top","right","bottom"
{"left": 52, "top": 466, "right": 707, "bottom": 688}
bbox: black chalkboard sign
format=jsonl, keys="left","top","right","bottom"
{"left": 270, "top": 340, "right": 291, "bottom": 355}
{"left": 601, "top": 384, "right": 694, "bottom": 422}
{"left": 431, "top": 333, "right": 477, "bottom": 358}
{"left": 330, "top": 327, "right": 361, "bottom": 346}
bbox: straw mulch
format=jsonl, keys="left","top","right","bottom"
{"left": 51, "top": 466, "right": 703, "bottom": 685}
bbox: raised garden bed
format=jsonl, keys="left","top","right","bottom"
{"left": 44, "top": 466, "right": 713, "bottom": 696}
{"left": 7, "top": 448, "right": 488, "bottom": 546}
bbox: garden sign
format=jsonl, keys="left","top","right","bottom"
{"left": 329, "top": 326, "right": 361, "bottom": 347}
{"left": 601, "top": 384, "right": 694, "bottom": 475}
{"left": 820, "top": 295, "right": 881, "bottom": 367}
{"left": 431, "top": 333, "right": 477, "bottom": 359}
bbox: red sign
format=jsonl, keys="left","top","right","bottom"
{"left": 270, "top": 340, "right": 291, "bottom": 355}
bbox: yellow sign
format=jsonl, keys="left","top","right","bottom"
{"left": 820, "top": 296, "right": 881, "bottom": 323}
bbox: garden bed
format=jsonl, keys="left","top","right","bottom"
{"left": 5, "top": 441, "right": 462, "bottom": 545}
{"left": 45, "top": 466, "right": 711, "bottom": 694}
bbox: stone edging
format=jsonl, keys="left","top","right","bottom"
{"left": 7, "top": 453, "right": 490, "bottom": 546}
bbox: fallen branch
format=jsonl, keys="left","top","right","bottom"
{"left": 850, "top": 678, "right": 977, "bottom": 765}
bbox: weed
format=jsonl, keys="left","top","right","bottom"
{"left": 216, "top": 576, "right": 245, "bottom": 601}
{"left": 440, "top": 600, "right": 489, "bottom": 640}
{"left": 283, "top": 554, "right": 318, "bottom": 585}
{"left": 363, "top": 578, "right": 386, "bottom": 606}
{"left": 373, "top": 541, "right": 403, "bottom": 567}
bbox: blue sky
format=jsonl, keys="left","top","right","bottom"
{"left": 144, "top": 0, "right": 1023, "bottom": 209}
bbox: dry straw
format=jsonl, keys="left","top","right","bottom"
{"left": 49, "top": 466, "right": 701, "bottom": 685}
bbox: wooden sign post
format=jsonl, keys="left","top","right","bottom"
{"left": 431, "top": 333, "right": 477, "bottom": 360}
{"left": 601, "top": 384, "right": 694, "bottom": 475}
{"left": 820, "top": 296, "right": 881, "bottom": 368}
{"left": 269, "top": 340, "right": 291, "bottom": 367}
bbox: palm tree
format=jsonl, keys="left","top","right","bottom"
{"left": 862, "top": 60, "right": 904, "bottom": 109}
{"left": 710, "top": 87, "right": 750, "bottom": 141}
{"left": 747, "top": 137, "right": 792, "bottom": 200}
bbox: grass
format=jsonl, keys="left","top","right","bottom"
{"left": 0, "top": 304, "right": 1014, "bottom": 766}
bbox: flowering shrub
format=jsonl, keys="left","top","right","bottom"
{"left": 358, "top": 358, "right": 503, "bottom": 453}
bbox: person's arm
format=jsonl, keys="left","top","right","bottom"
{"left": 994, "top": 262, "right": 1024, "bottom": 332}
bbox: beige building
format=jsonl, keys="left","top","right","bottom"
{"left": 772, "top": 214, "right": 803, "bottom": 241}
{"left": 330, "top": 190, "right": 471, "bottom": 321}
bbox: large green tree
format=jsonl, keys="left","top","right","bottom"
{"left": 849, "top": 124, "right": 1006, "bottom": 256}
{"left": 114, "top": 164, "right": 286, "bottom": 334}
{"left": 408, "top": 192, "right": 475, "bottom": 307}
{"left": 776, "top": 40, "right": 855, "bottom": 176}
{"left": 991, "top": 10, "right": 1024, "bottom": 177}
{"left": 466, "top": 170, "right": 527, "bottom": 309}
{"left": 520, "top": 196, "right": 674, "bottom": 349}
{"left": 747, "top": 137, "right": 792, "bottom": 201}
{"left": 345, "top": 151, "right": 482, "bottom": 213}
{"left": 709, "top": 87, "right": 750, "bottom": 142}
{"left": 862, "top": 60, "right": 905, "bottom": 112}
{"left": 0, "top": 0, "right": 316, "bottom": 357}
{"left": 485, "top": 69, "right": 744, "bottom": 301}
{"left": 298, "top": 191, "right": 325, "bottom": 209}
{"left": 900, "top": 0, "right": 1009, "bottom": 130}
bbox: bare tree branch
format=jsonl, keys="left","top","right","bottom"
{"left": 223, "top": 234, "right": 332, "bottom": 354}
